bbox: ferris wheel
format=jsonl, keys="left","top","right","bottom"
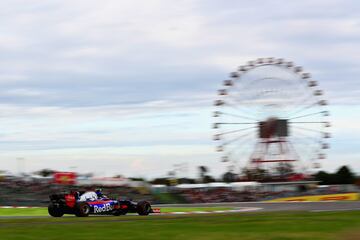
{"left": 213, "top": 57, "right": 331, "bottom": 177}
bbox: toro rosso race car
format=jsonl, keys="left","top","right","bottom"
{"left": 48, "top": 189, "right": 159, "bottom": 217}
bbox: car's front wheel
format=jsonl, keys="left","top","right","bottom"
{"left": 48, "top": 204, "right": 64, "bottom": 217}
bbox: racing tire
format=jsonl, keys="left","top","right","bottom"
{"left": 136, "top": 201, "right": 151, "bottom": 216}
{"left": 75, "top": 202, "right": 90, "bottom": 217}
{"left": 48, "top": 204, "right": 64, "bottom": 217}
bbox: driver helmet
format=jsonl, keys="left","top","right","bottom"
{"left": 95, "top": 188, "right": 103, "bottom": 198}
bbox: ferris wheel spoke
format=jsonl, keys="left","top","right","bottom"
{"left": 291, "top": 131, "right": 320, "bottom": 141}
{"left": 226, "top": 143, "right": 253, "bottom": 156}
{"left": 225, "top": 102, "right": 256, "bottom": 120}
{"left": 290, "top": 130, "right": 323, "bottom": 148}
{"left": 289, "top": 138, "right": 316, "bottom": 149}
{"left": 286, "top": 141, "right": 302, "bottom": 161}
{"left": 223, "top": 98, "right": 260, "bottom": 120}
{"left": 284, "top": 131, "right": 321, "bottom": 165}
{"left": 293, "top": 129, "right": 321, "bottom": 141}
{"left": 290, "top": 121, "right": 325, "bottom": 124}
{"left": 291, "top": 125, "right": 324, "bottom": 134}
{"left": 218, "top": 111, "right": 258, "bottom": 121}
{"left": 289, "top": 143, "right": 317, "bottom": 170}
{"left": 290, "top": 133, "right": 320, "bottom": 145}
{"left": 221, "top": 130, "right": 256, "bottom": 146}
{"left": 221, "top": 127, "right": 255, "bottom": 144}
{"left": 288, "top": 129, "right": 324, "bottom": 159}
{"left": 217, "top": 125, "right": 257, "bottom": 136}
{"left": 217, "top": 122, "right": 257, "bottom": 125}
{"left": 225, "top": 85, "right": 265, "bottom": 117}
{"left": 290, "top": 137, "right": 320, "bottom": 162}
{"left": 286, "top": 102, "right": 319, "bottom": 118}
{"left": 228, "top": 147, "right": 253, "bottom": 164}
{"left": 221, "top": 132, "right": 253, "bottom": 146}
{"left": 289, "top": 91, "right": 313, "bottom": 108}
{"left": 271, "top": 88, "right": 312, "bottom": 116}
{"left": 220, "top": 137, "right": 255, "bottom": 160}
{"left": 290, "top": 132, "right": 323, "bottom": 144}
{"left": 285, "top": 89, "right": 320, "bottom": 117}
{"left": 292, "top": 142, "right": 321, "bottom": 156}
{"left": 226, "top": 138, "right": 255, "bottom": 154}
{"left": 289, "top": 135, "right": 319, "bottom": 155}
{"left": 290, "top": 124, "right": 323, "bottom": 139}
{"left": 222, "top": 134, "right": 255, "bottom": 155}
{"left": 289, "top": 111, "right": 327, "bottom": 120}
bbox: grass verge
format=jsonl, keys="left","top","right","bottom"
{"left": 0, "top": 211, "right": 359, "bottom": 240}
{"left": 0, "top": 206, "right": 233, "bottom": 216}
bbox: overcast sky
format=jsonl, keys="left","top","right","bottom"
{"left": 0, "top": 0, "right": 359, "bottom": 178}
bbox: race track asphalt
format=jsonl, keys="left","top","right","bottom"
{"left": 155, "top": 201, "right": 360, "bottom": 212}
{"left": 1, "top": 201, "right": 360, "bottom": 219}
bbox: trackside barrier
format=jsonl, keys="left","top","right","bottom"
{"left": 266, "top": 193, "right": 360, "bottom": 202}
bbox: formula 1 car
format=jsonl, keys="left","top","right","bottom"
{"left": 48, "top": 191, "right": 159, "bottom": 217}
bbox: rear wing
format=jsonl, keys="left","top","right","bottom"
{"left": 49, "top": 193, "right": 76, "bottom": 207}
{"left": 49, "top": 194, "right": 66, "bottom": 201}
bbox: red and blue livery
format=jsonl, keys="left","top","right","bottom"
{"left": 48, "top": 190, "right": 159, "bottom": 217}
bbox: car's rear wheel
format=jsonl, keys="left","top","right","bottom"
{"left": 136, "top": 201, "right": 151, "bottom": 216}
{"left": 75, "top": 202, "right": 90, "bottom": 217}
{"left": 48, "top": 204, "right": 64, "bottom": 217}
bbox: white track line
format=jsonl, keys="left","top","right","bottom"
{"left": 0, "top": 206, "right": 41, "bottom": 209}
{"left": 163, "top": 207, "right": 262, "bottom": 215}
{"left": 311, "top": 208, "right": 360, "bottom": 212}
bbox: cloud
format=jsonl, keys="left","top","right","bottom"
{"left": 0, "top": 0, "right": 359, "bottom": 107}
{"left": 0, "top": 0, "right": 359, "bottom": 176}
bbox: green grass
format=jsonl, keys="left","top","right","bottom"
{"left": 0, "top": 211, "right": 359, "bottom": 240}
{"left": 0, "top": 207, "right": 233, "bottom": 216}
{"left": 0, "top": 208, "right": 48, "bottom": 216}
{"left": 153, "top": 192, "right": 187, "bottom": 204}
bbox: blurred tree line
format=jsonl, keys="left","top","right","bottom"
{"left": 314, "top": 166, "right": 356, "bottom": 185}
{"left": 32, "top": 165, "right": 358, "bottom": 186}
{"left": 150, "top": 165, "right": 358, "bottom": 186}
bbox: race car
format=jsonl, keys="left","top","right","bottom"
{"left": 48, "top": 190, "right": 158, "bottom": 217}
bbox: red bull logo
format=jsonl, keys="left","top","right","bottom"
{"left": 94, "top": 203, "right": 114, "bottom": 213}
